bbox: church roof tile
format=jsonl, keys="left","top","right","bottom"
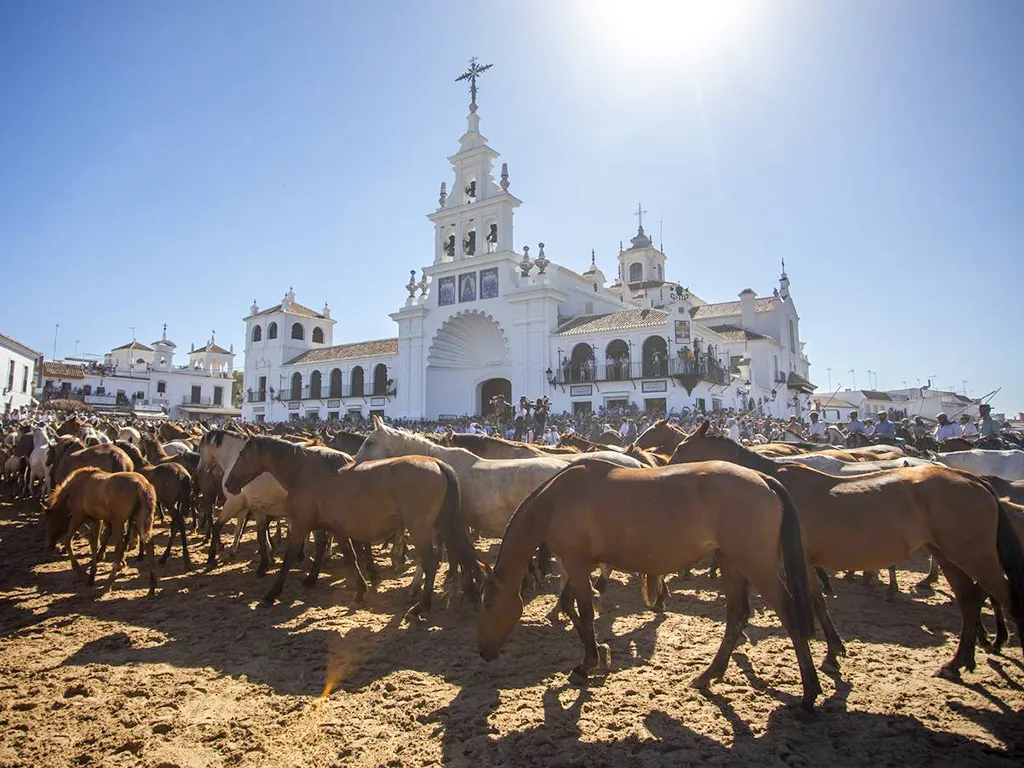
{"left": 285, "top": 338, "right": 399, "bottom": 365}
{"left": 691, "top": 297, "right": 776, "bottom": 320}
{"left": 706, "top": 324, "right": 772, "bottom": 343}
{"left": 112, "top": 341, "right": 154, "bottom": 352}
{"left": 251, "top": 302, "right": 327, "bottom": 320}
{"left": 192, "top": 343, "right": 231, "bottom": 355}
{"left": 41, "top": 361, "right": 85, "bottom": 379}
{"left": 554, "top": 309, "right": 669, "bottom": 336}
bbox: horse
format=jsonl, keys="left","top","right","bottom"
{"left": 439, "top": 432, "right": 579, "bottom": 459}
{"left": 197, "top": 430, "right": 288, "bottom": 574}
{"left": 633, "top": 418, "right": 689, "bottom": 453}
{"left": 557, "top": 434, "right": 624, "bottom": 453}
{"left": 43, "top": 467, "right": 158, "bottom": 596}
{"left": 476, "top": 459, "right": 822, "bottom": 711}
{"left": 116, "top": 441, "right": 194, "bottom": 568}
{"left": 324, "top": 428, "right": 367, "bottom": 456}
{"left": 52, "top": 443, "right": 134, "bottom": 488}
{"left": 355, "top": 417, "right": 644, "bottom": 539}
{"left": 224, "top": 436, "right": 481, "bottom": 616}
{"left": 669, "top": 422, "right": 1024, "bottom": 678}
{"left": 935, "top": 450, "right": 1024, "bottom": 482}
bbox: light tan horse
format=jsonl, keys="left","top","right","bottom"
{"left": 355, "top": 417, "right": 643, "bottom": 538}
{"left": 477, "top": 459, "right": 822, "bottom": 711}
{"left": 44, "top": 467, "right": 158, "bottom": 596}
{"left": 670, "top": 423, "right": 1024, "bottom": 679}
{"left": 225, "top": 436, "right": 482, "bottom": 616}
{"left": 438, "top": 432, "right": 580, "bottom": 459}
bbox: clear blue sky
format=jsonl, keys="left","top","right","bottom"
{"left": 2, "top": 1, "right": 1021, "bottom": 413}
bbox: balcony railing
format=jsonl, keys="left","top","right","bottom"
{"left": 182, "top": 395, "right": 214, "bottom": 406}
{"left": 276, "top": 383, "right": 395, "bottom": 401}
{"left": 247, "top": 391, "right": 266, "bottom": 403}
{"left": 553, "top": 359, "right": 730, "bottom": 386}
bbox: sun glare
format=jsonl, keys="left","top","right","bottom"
{"left": 582, "top": 0, "right": 759, "bottom": 69}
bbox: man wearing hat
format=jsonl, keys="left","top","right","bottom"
{"left": 977, "top": 404, "right": 1002, "bottom": 447}
{"left": 959, "top": 413, "right": 979, "bottom": 439}
{"left": 873, "top": 410, "right": 896, "bottom": 443}
{"left": 934, "top": 412, "right": 962, "bottom": 442}
{"left": 808, "top": 411, "right": 827, "bottom": 441}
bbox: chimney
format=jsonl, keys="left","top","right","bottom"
{"left": 739, "top": 288, "right": 756, "bottom": 329}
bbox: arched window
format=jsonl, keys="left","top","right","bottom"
{"left": 569, "top": 343, "right": 595, "bottom": 383}
{"left": 604, "top": 339, "right": 630, "bottom": 380}
{"left": 309, "top": 370, "right": 322, "bottom": 399}
{"left": 252, "top": 325, "right": 262, "bottom": 342}
{"left": 291, "top": 322, "right": 304, "bottom": 340}
{"left": 350, "top": 366, "right": 365, "bottom": 397}
{"left": 655, "top": 264, "right": 663, "bottom": 281}
{"left": 329, "top": 368, "right": 342, "bottom": 398}
{"left": 642, "top": 336, "right": 668, "bottom": 378}
{"left": 290, "top": 372, "right": 302, "bottom": 400}
{"left": 268, "top": 322, "right": 278, "bottom": 340}
{"left": 372, "top": 364, "right": 388, "bottom": 395}
{"left": 628, "top": 262, "right": 643, "bottom": 283}
{"left": 312, "top": 327, "right": 324, "bottom": 344}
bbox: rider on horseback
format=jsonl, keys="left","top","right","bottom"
{"left": 872, "top": 410, "right": 896, "bottom": 444}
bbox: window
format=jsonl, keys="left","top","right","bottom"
{"left": 628, "top": 262, "right": 643, "bottom": 283}
{"left": 252, "top": 325, "right": 262, "bottom": 342}
{"left": 329, "top": 368, "right": 342, "bottom": 398}
{"left": 372, "top": 364, "right": 388, "bottom": 395}
{"left": 312, "top": 327, "right": 324, "bottom": 344}
{"left": 655, "top": 264, "right": 663, "bottom": 281}
{"left": 289, "top": 413, "right": 300, "bottom": 422}
{"left": 306, "top": 411, "right": 319, "bottom": 420}
{"left": 268, "top": 322, "right": 278, "bottom": 339}
{"left": 291, "top": 322, "right": 304, "bottom": 340}
{"left": 6, "top": 360, "right": 13, "bottom": 391}
{"left": 712, "top": 398, "right": 723, "bottom": 412}
{"left": 21, "top": 365, "right": 28, "bottom": 393}
{"left": 213, "top": 386, "right": 223, "bottom": 406}
{"left": 309, "top": 370, "right": 322, "bottom": 399}
{"left": 255, "top": 414, "right": 266, "bottom": 424}
{"left": 328, "top": 411, "right": 339, "bottom": 421}
{"left": 644, "top": 398, "right": 667, "bottom": 415}
{"left": 156, "top": 381, "right": 166, "bottom": 394}
{"left": 350, "top": 366, "right": 365, "bottom": 396}
{"left": 696, "top": 397, "right": 707, "bottom": 412}
{"left": 290, "top": 372, "right": 302, "bottom": 400}
{"left": 572, "top": 401, "right": 592, "bottom": 416}
{"left": 788, "top": 318, "right": 796, "bottom": 351}
{"left": 190, "top": 385, "right": 201, "bottom": 404}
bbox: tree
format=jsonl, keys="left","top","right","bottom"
{"left": 232, "top": 370, "right": 244, "bottom": 407}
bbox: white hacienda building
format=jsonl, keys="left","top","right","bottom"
{"left": 1, "top": 332, "right": 43, "bottom": 414}
{"left": 242, "top": 90, "right": 814, "bottom": 424}
{"left": 38, "top": 326, "right": 239, "bottom": 419}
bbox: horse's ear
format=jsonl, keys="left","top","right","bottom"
{"left": 372, "top": 415, "right": 384, "bottom": 430}
{"left": 695, "top": 420, "right": 710, "bottom": 437}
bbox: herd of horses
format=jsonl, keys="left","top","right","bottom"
{"left": 3, "top": 412, "right": 1024, "bottom": 713}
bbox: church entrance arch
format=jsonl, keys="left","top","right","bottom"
{"left": 426, "top": 310, "right": 512, "bottom": 418}
{"left": 479, "top": 378, "right": 511, "bottom": 421}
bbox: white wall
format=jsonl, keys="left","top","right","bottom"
{"left": 1, "top": 342, "right": 38, "bottom": 412}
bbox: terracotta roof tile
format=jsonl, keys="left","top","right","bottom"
{"left": 251, "top": 302, "right": 327, "bottom": 320}
{"left": 112, "top": 341, "right": 154, "bottom": 352}
{"left": 691, "top": 297, "right": 776, "bottom": 320}
{"left": 860, "top": 389, "right": 891, "bottom": 401}
{"left": 787, "top": 371, "right": 817, "bottom": 392}
{"left": 706, "top": 324, "right": 772, "bottom": 343}
{"left": 42, "top": 361, "right": 85, "bottom": 379}
{"left": 554, "top": 309, "right": 669, "bottom": 336}
{"left": 285, "top": 338, "right": 398, "bottom": 365}
{"left": 192, "top": 343, "right": 232, "bottom": 355}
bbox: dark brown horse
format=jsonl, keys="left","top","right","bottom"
{"left": 224, "top": 436, "right": 482, "bottom": 616}
{"left": 44, "top": 467, "right": 158, "bottom": 596}
{"left": 477, "top": 459, "right": 821, "bottom": 710}
{"left": 669, "top": 422, "right": 1024, "bottom": 679}
{"left": 53, "top": 443, "right": 133, "bottom": 487}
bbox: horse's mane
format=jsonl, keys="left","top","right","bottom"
{"left": 115, "top": 440, "right": 147, "bottom": 469}
{"left": 48, "top": 465, "right": 102, "bottom": 507}
{"left": 676, "top": 431, "right": 780, "bottom": 475}
{"left": 200, "top": 429, "right": 246, "bottom": 448}
{"left": 251, "top": 435, "right": 353, "bottom": 471}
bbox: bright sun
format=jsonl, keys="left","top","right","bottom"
{"left": 582, "top": 0, "right": 759, "bottom": 69}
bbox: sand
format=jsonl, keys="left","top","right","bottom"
{"left": 1, "top": 497, "right": 1022, "bottom": 767}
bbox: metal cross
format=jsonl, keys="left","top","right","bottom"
{"left": 634, "top": 203, "right": 647, "bottom": 230}
{"left": 456, "top": 57, "right": 493, "bottom": 110}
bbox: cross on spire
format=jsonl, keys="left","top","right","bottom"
{"left": 634, "top": 203, "right": 647, "bottom": 233}
{"left": 455, "top": 57, "right": 493, "bottom": 112}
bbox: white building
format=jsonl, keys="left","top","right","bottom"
{"left": 1, "top": 332, "right": 43, "bottom": 414}
{"left": 38, "top": 326, "right": 239, "bottom": 419}
{"left": 242, "top": 93, "right": 814, "bottom": 424}
{"left": 813, "top": 387, "right": 980, "bottom": 424}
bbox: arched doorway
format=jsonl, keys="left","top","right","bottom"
{"left": 569, "top": 343, "right": 595, "bottom": 382}
{"left": 372, "top": 364, "right": 388, "bottom": 395}
{"left": 290, "top": 372, "right": 302, "bottom": 400}
{"left": 329, "top": 368, "right": 342, "bottom": 398}
{"left": 642, "top": 336, "right": 668, "bottom": 378}
{"left": 479, "top": 378, "right": 512, "bottom": 420}
{"left": 309, "top": 370, "right": 322, "bottom": 399}
{"left": 605, "top": 339, "right": 629, "bottom": 380}
{"left": 350, "top": 366, "right": 365, "bottom": 397}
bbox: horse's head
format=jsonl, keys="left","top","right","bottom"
{"left": 476, "top": 564, "right": 523, "bottom": 662}
{"left": 224, "top": 437, "right": 263, "bottom": 494}
{"left": 43, "top": 482, "right": 72, "bottom": 548}
{"left": 355, "top": 418, "right": 402, "bottom": 462}
{"left": 634, "top": 418, "right": 671, "bottom": 450}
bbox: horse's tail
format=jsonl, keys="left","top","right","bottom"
{"left": 433, "top": 460, "right": 482, "bottom": 604}
{"left": 134, "top": 477, "right": 158, "bottom": 544}
{"left": 763, "top": 474, "right": 815, "bottom": 640}
{"left": 995, "top": 498, "right": 1024, "bottom": 628}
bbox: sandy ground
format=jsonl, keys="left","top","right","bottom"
{"left": 1, "top": 497, "right": 1022, "bottom": 768}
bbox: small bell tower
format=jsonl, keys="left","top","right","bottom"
{"left": 779, "top": 258, "right": 790, "bottom": 300}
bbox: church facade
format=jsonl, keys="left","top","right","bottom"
{"left": 241, "top": 96, "right": 814, "bottom": 424}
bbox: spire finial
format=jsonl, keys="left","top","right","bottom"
{"left": 634, "top": 202, "right": 647, "bottom": 234}
{"left": 781, "top": 257, "right": 787, "bottom": 277}
{"left": 591, "top": 249, "right": 596, "bottom": 268}
{"left": 455, "top": 57, "right": 493, "bottom": 113}
{"left": 162, "top": 322, "right": 167, "bottom": 341}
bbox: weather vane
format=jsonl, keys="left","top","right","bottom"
{"left": 456, "top": 57, "right": 493, "bottom": 112}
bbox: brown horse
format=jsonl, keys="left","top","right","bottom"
{"left": 557, "top": 434, "right": 624, "bottom": 453}
{"left": 44, "top": 467, "right": 158, "bottom": 596}
{"left": 224, "top": 436, "right": 482, "bottom": 616}
{"left": 477, "top": 459, "right": 822, "bottom": 710}
{"left": 117, "top": 441, "right": 194, "bottom": 568}
{"left": 669, "top": 422, "right": 1024, "bottom": 678}
{"left": 439, "top": 432, "right": 579, "bottom": 459}
{"left": 53, "top": 443, "right": 133, "bottom": 487}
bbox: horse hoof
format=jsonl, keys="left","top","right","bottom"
{"left": 302, "top": 576, "right": 317, "bottom": 588}
{"left": 597, "top": 644, "right": 612, "bottom": 671}
{"left": 158, "top": 555, "right": 168, "bottom": 566}
{"left": 935, "top": 665, "right": 962, "bottom": 682}
{"left": 689, "top": 672, "right": 713, "bottom": 690}
{"left": 820, "top": 656, "right": 841, "bottom": 675}
{"left": 260, "top": 594, "right": 278, "bottom": 606}
{"left": 569, "top": 667, "right": 589, "bottom": 686}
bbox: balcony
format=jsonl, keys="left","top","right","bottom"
{"left": 552, "top": 359, "right": 729, "bottom": 387}
{"left": 182, "top": 395, "right": 214, "bottom": 406}
{"left": 276, "top": 383, "right": 395, "bottom": 401}
{"left": 247, "top": 391, "right": 266, "bottom": 403}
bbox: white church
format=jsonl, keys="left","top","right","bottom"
{"left": 241, "top": 74, "right": 814, "bottom": 424}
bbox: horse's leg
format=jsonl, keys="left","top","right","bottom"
{"left": 708, "top": 550, "right": 720, "bottom": 580}
{"left": 255, "top": 515, "right": 273, "bottom": 576}
{"left": 691, "top": 559, "right": 750, "bottom": 689}
{"left": 815, "top": 567, "right": 834, "bottom": 596}
{"left": 86, "top": 523, "right": 100, "bottom": 586}
{"left": 930, "top": 551, "right": 983, "bottom": 680}
{"left": 358, "top": 541, "right": 380, "bottom": 585}
{"left": 261, "top": 526, "right": 304, "bottom": 605}
{"left": 407, "top": 531, "right": 438, "bottom": 620}
{"left": 807, "top": 565, "right": 846, "bottom": 671}
{"left": 302, "top": 530, "right": 330, "bottom": 588}
{"left": 159, "top": 503, "right": 176, "bottom": 565}
{"left": 146, "top": 537, "right": 158, "bottom": 597}
{"left": 989, "top": 596, "right": 1009, "bottom": 653}
{"left": 389, "top": 530, "right": 408, "bottom": 572}
{"left": 64, "top": 516, "right": 88, "bottom": 584}
{"left": 206, "top": 518, "right": 224, "bottom": 569}
{"left": 345, "top": 538, "right": 370, "bottom": 606}
{"left": 743, "top": 559, "right": 822, "bottom": 711}
{"left": 101, "top": 521, "right": 128, "bottom": 595}
{"left": 545, "top": 557, "right": 568, "bottom": 624}
{"left": 915, "top": 554, "right": 939, "bottom": 590}
{"left": 886, "top": 566, "right": 899, "bottom": 602}
{"left": 566, "top": 563, "right": 607, "bottom": 684}
{"left": 178, "top": 498, "right": 191, "bottom": 570}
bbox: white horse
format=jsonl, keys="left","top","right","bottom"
{"left": 197, "top": 430, "right": 288, "bottom": 568}
{"left": 934, "top": 450, "right": 1024, "bottom": 482}
{"left": 161, "top": 440, "right": 193, "bottom": 456}
{"left": 26, "top": 426, "right": 53, "bottom": 496}
{"left": 776, "top": 454, "right": 935, "bottom": 475}
{"left": 356, "top": 417, "right": 644, "bottom": 539}
{"left": 118, "top": 426, "right": 142, "bottom": 446}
